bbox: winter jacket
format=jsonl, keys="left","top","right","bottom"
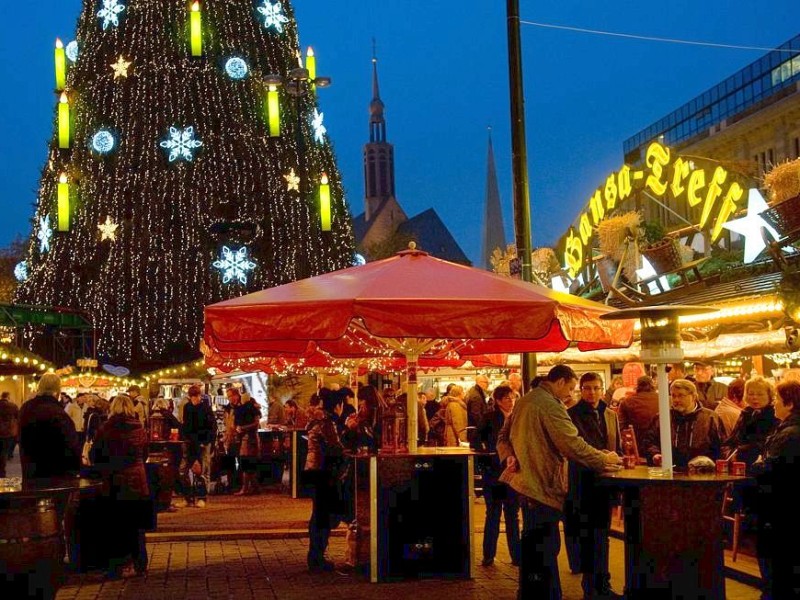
{"left": 694, "top": 380, "right": 728, "bottom": 410}
{"left": 182, "top": 400, "right": 217, "bottom": 445}
{"left": 19, "top": 394, "right": 81, "bottom": 479}
{"left": 0, "top": 397, "right": 19, "bottom": 439}
{"left": 91, "top": 414, "right": 149, "bottom": 501}
{"left": 497, "top": 383, "right": 608, "bottom": 511}
{"left": 721, "top": 404, "right": 779, "bottom": 467}
{"left": 478, "top": 407, "right": 510, "bottom": 483}
{"left": 305, "top": 409, "right": 344, "bottom": 472}
{"left": 642, "top": 403, "right": 723, "bottom": 467}
{"left": 714, "top": 398, "right": 743, "bottom": 439}
{"left": 444, "top": 397, "right": 468, "bottom": 447}
{"left": 617, "top": 390, "right": 658, "bottom": 452}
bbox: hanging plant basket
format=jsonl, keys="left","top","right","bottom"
{"left": 641, "top": 237, "right": 682, "bottom": 274}
{"left": 762, "top": 193, "right": 800, "bottom": 240}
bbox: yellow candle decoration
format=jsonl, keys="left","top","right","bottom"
{"left": 190, "top": 2, "right": 202, "bottom": 57}
{"left": 267, "top": 85, "right": 280, "bottom": 137}
{"left": 57, "top": 173, "right": 70, "bottom": 231}
{"left": 58, "top": 93, "right": 71, "bottom": 149}
{"left": 306, "top": 47, "right": 316, "bottom": 92}
{"left": 55, "top": 38, "right": 66, "bottom": 91}
{"left": 319, "top": 173, "right": 331, "bottom": 231}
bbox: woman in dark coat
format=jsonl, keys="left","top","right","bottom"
{"left": 304, "top": 388, "right": 345, "bottom": 571}
{"left": 753, "top": 380, "right": 800, "bottom": 599}
{"left": 91, "top": 394, "right": 151, "bottom": 577}
{"left": 722, "top": 376, "right": 779, "bottom": 469}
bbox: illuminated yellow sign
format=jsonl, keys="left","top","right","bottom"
{"left": 561, "top": 142, "right": 746, "bottom": 277}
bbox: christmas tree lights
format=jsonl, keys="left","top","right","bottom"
{"left": 16, "top": 0, "right": 354, "bottom": 369}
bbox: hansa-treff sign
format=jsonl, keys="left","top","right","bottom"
{"left": 560, "top": 141, "right": 750, "bottom": 277}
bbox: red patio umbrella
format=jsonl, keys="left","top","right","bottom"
{"left": 204, "top": 244, "right": 634, "bottom": 450}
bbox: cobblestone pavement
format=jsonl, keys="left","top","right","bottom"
{"left": 56, "top": 534, "right": 760, "bottom": 600}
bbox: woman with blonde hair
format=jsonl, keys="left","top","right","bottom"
{"left": 722, "top": 376, "right": 780, "bottom": 468}
{"left": 90, "top": 394, "right": 151, "bottom": 577}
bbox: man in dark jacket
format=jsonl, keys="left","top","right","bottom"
{"left": 643, "top": 378, "right": 723, "bottom": 467}
{"left": 465, "top": 374, "right": 489, "bottom": 447}
{"left": 0, "top": 391, "right": 20, "bottom": 477}
{"left": 177, "top": 385, "right": 216, "bottom": 507}
{"left": 19, "top": 373, "right": 81, "bottom": 479}
{"left": 692, "top": 362, "right": 728, "bottom": 410}
{"left": 565, "top": 372, "right": 622, "bottom": 599}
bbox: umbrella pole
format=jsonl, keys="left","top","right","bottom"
{"left": 406, "top": 352, "right": 419, "bottom": 453}
{"left": 656, "top": 363, "right": 673, "bottom": 475}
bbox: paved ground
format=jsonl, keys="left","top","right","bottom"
{"left": 4, "top": 454, "right": 762, "bottom": 599}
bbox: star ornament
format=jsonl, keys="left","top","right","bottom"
{"left": 111, "top": 55, "right": 132, "bottom": 79}
{"left": 284, "top": 168, "right": 300, "bottom": 192}
{"left": 98, "top": 216, "right": 119, "bottom": 241}
{"left": 722, "top": 188, "right": 781, "bottom": 264}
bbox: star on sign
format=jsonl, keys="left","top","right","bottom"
{"left": 110, "top": 56, "right": 132, "bottom": 79}
{"left": 98, "top": 216, "right": 119, "bottom": 241}
{"left": 722, "top": 188, "right": 780, "bottom": 264}
{"left": 284, "top": 168, "right": 300, "bottom": 192}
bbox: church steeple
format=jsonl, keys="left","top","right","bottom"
{"left": 481, "top": 129, "right": 507, "bottom": 270}
{"left": 363, "top": 45, "right": 395, "bottom": 221}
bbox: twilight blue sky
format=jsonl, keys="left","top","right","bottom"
{"left": 0, "top": 1, "right": 798, "bottom": 266}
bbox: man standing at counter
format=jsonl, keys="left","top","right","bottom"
{"left": 498, "top": 365, "right": 622, "bottom": 599}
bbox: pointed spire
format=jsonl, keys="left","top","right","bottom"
{"left": 481, "top": 128, "right": 507, "bottom": 270}
{"left": 370, "top": 38, "right": 385, "bottom": 128}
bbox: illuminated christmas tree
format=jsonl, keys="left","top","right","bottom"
{"left": 15, "top": 0, "right": 354, "bottom": 369}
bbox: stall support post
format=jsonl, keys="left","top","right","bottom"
{"left": 406, "top": 352, "right": 419, "bottom": 453}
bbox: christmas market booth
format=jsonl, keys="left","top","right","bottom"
{"left": 535, "top": 152, "right": 800, "bottom": 584}
{"left": 204, "top": 243, "right": 634, "bottom": 582}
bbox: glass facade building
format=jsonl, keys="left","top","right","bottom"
{"left": 624, "top": 34, "right": 800, "bottom": 161}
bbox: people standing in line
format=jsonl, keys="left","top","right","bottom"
{"left": 715, "top": 378, "right": 745, "bottom": 439}
{"left": 65, "top": 393, "right": 88, "bottom": 447}
{"left": 176, "top": 385, "right": 216, "bottom": 507}
{"left": 564, "top": 372, "right": 622, "bottom": 599}
{"left": 0, "top": 391, "right": 20, "bottom": 477}
{"left": 466, "top": 374, "right": 490, "bottom": 447}
{"left": 90, "top": 394, "right": 151, "bottom": 577}
{"left": 617, "top": 375, "right": 659, "bottom": 454}
{"left": 642, "top": 378, "right": 724, "bottom": 468}
{"left": 478, "top": 385, "right": 520, "bottom": 568}
{"left": 304, "top": 388, "right": 345, "bottom": 572}
{"left": 721, "top": 376, "right": 779, "bottom": 468}
{"left": 752, "top": 379, "right": 800, "bottom": 600}
{"left": 692, "top": 361, "right": 728, "bottom": 410}
{"left": 126, "top": 385, "right": 148, "bottom": 427}
{"left": 497, "top": 365, "right": 623, "bottom": 599}
{"left": 19, "top": 373, "right": 81, "bottom": 479}
{"left": 444, "top": 384, "right": 468, "bottom": 447}
{"left": 233, "top": 388, "right": 261, "bottom": 495}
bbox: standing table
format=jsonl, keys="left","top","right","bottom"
{"left": 600, "top": 466, "right": 748, "bottom": 599}
{"left": 353, "top": 448, "right": 475, "bottom": 582}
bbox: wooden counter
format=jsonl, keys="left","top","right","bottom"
{"left": 600, "top": 466, "right": 749, "bottom": 599}
{"left": 353, "top": 448, "right": 475, "bottom": 582}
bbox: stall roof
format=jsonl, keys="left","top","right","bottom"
{"left": 0, "top": 303, "right": 93, "bottom": 329}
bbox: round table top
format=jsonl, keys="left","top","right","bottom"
{"left": 0, "top": 476, "right": 101, "bottom": 499}
{"left": 599, "top": 465, "right": 750, "bottom": 485}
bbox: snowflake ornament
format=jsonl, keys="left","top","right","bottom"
{"left": 213, "top": 246, "right": 257, "bottom": 285}
{"left": 97, "top": 0, "right": 126, "bottom": 30}
{"left": 38, "top": 216, "right": 53, "bottom": 253}
{"left": 257, "top": 0, "right": 290, "bottom": 33}
{"left": 311, "top": 109, "right": 326, "bottom": 144}
{"left": 14, "top": 261, "right": 28, "bottom": 282}
{"left": 160, "top": 126, "right": 203, "bottom": 162}
{"left": 284, "top": 168, "right": 300, "bottom": 192}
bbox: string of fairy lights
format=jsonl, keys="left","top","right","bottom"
{"left": 15, "top": 0, "right": 355, "bottom": 368}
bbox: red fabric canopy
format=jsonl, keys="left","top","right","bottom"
{"left": 204, "top": 247, "right": 634, "bottom": 364}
